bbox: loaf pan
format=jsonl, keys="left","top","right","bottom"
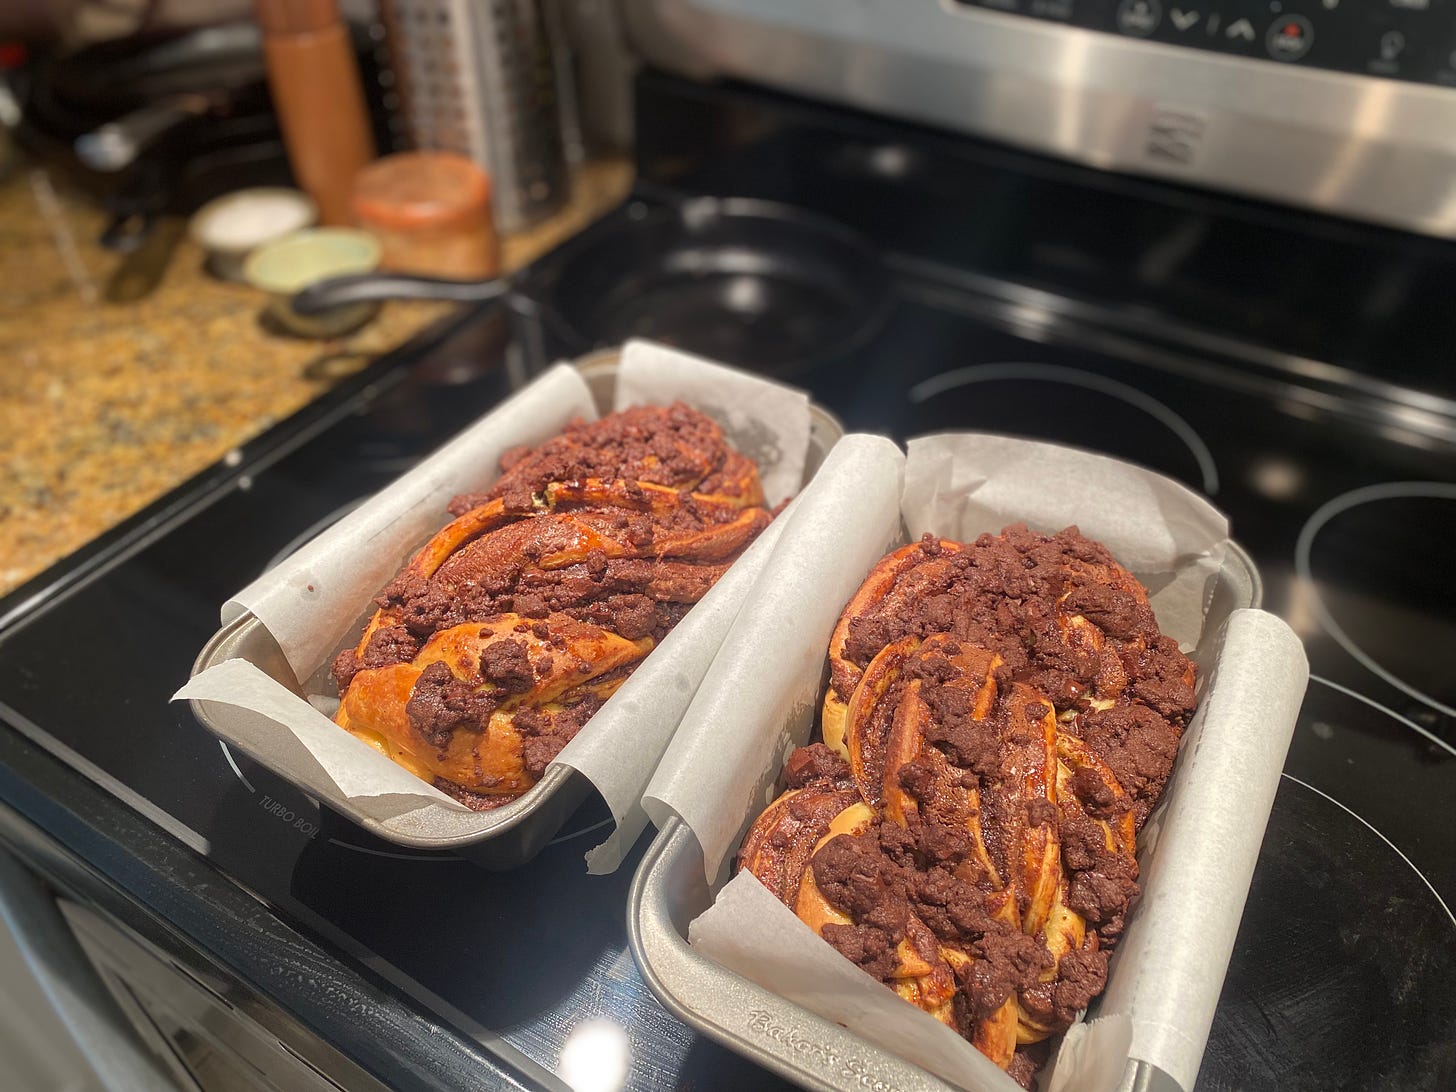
{"left": 190, "top": 354, "right": 844, "bottom": 869}
{"left": 627, "top": 543, "right": 1262, "bottom": 1090}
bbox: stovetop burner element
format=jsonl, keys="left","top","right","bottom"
{"left": 906, "top": 362, "right": 1219, "bottom": 494}
{"left": 1296, "top": 483, "right": 1456, "bottom": 722}
{"left": 1201, "top": 674, "right": 1456, "bottom": 1088}
{"left": 1203, "top": 775, "right": 1456, "bottom": 1090}
{"left": 528, "top": 197, "right": 893, "bottom": 373}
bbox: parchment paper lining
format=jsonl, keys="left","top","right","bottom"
{"left": 653, "top": 433, "right": 1307, "bottom": 1091}
{"left": 176, "top": 340, "right": 812, "bottom": 868}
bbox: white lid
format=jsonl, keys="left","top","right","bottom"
{"left": 191, "top": 188, "right": 318, "bottom": 253}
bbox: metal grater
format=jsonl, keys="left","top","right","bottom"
{"left": 377, "top": 0, "right": 568, "bottom": 233}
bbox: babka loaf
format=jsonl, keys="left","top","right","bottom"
{"left": 333, "top": 403, "right": 773, "bottom": 807}
{"left": 739, "top": 527, "right": 1196, "bottom": 1086}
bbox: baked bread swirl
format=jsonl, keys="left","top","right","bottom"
{"left": 740, "top": 527, "right": 1196, "bottom": 1087}
{"left": 333, "top": 403, "right": 772, "bottom": 807}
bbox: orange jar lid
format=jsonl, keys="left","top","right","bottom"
{"left": 351, "top": 152, "right": 492, "bottom": 233}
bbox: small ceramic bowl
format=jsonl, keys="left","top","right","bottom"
{"left": 190, "top": 188, "right": 318, "bottom": 282}
{"left": 243, "top": 228, "right": 382, "bottom": 338}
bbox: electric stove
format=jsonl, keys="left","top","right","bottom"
{"left": 2, "top": 72, "right": 1454, "bottom": 1091}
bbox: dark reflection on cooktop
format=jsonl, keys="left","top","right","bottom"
{"left": 904, "top": 363, "right": 1218, "bottom": 495}
{"left": 1201, "top": 775, "right": 1456, "bottom": 1091}
{"left": 1296, "top": 485, "right": 1456, "bottom": 723}
{"left": 1281, "top": 678, "right": 1456, "bottom": 906}
{"left": 593, "top": 266, "right": 860, "bottom": 371}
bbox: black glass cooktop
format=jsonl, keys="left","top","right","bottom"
{"left": 3, "top": 74, "right": 1456, "bottom": 1092}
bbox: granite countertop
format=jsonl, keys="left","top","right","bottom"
{"left": 0, "top": 157, "right": 632, "bottom": 599}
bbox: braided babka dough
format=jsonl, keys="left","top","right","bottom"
{"left": 740, "top": 527, "right": 1196, "bottom": 1087}
{"left": 333, "top": 403, "right": 772, "bottom": 808}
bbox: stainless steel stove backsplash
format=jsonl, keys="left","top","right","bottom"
{"left": 624, "top": 0, "right": 1456, "bottom": 241}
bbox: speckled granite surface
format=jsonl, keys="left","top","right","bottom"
{"left": 0, "top": 158, "right": 632, "bottom": 598}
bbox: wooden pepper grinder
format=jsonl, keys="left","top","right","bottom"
{"left": 254, "top": 0, "right": 376, "bottom": 226}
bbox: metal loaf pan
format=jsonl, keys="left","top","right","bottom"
{"left": 190, "top": 354, "right": 845, "bottom": 870}
{"left": 627, "top": 542, "right": 1262, "bottom": 1091}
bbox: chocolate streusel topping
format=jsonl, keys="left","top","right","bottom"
{"left": 333, "top": 401, "right": 772, "bottom": 810}
{"left": 446, "top": 402, "right": 743, "bottom": 516}
{"left": 742, "top": 523, "right": 1197, "bottom": 1086}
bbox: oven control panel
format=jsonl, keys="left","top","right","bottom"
{"left": 951, "top": 0, "right": 1456, "bottom": 86}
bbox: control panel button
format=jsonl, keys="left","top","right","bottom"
{"left": 1365, "top": 29, "right": 1406, "bottom": 75}
{"left": 1115, "top": 0, "right": 1162, "bottom": 36}
{"left": 1225, "top": 17, "right": 1255, "bottom": 41}
{"left": 947, "top": 0, "right": 1452, "bottom": 89}
{"left": 1169, "top": 7, "right": 1200, "bottom": 31}
{"left": 1028, "top": 0, "right": 1075, "bottom": 19}
{"left": 1266, "top": 15, "right": 1313, "bottom": 61}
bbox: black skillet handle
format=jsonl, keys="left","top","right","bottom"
{"left": 99, "top": 208, "right": 159, "bottom": 253}
{"left": 99, "top": 156, "right": 172, "bottom": 253}
{"left": 291, "top": 273, "right": 512, "bottom": 314}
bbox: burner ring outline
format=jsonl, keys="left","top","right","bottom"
{"left": 908, "top": 362, "right": 1219, "bottom": 495}
{"left": 218, "top": 740, "right": 459, "bottom": 861}
{"left": 322, "top": 816, "right": 616, "bottom": 860}
{"left": 1308, "top": 674, "right": 1456, "bottom": 760}
{"left": 324, "top": 839, "right": 466, "bottom": 862}
{"left": 218, "top": 744, "right": 615, "bottom": 861}
{"left": 1280, "top": 772, "right": 1454, "bottom": 928}
{"left": 219, "top": 741, "right": 255, "bottom": 794}
{"left": 1296, "top": 482, "right": 1456, "bottom": 721}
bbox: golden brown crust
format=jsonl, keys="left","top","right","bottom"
{"left": 337, "top": 614, "right": 651, "bottom": 795}
{"left": 334, "top": 404, "right": 771, "bottom": 806}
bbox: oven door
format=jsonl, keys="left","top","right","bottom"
{"left": 0, "top": 844, "right": 389, "bottom": 1092}
{"left": 0, "top": 847, "right": 176, "bottom": 1090}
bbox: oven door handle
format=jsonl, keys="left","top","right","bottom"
{"left": 0, "top": 849, "right": 176, "bottom": 1092}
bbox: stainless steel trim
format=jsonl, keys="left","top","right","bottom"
{"left": 61, "top": 899, "right": 391, "bottom": 1092}
{"left": 627, "top": 542, "right": 1262, "bottom": 1090}
{"left": 0, "top": 849, "right": 176, "bottom": 1092}
{"left": 624, "top": 0, "right": 1456, "bottom": 238}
